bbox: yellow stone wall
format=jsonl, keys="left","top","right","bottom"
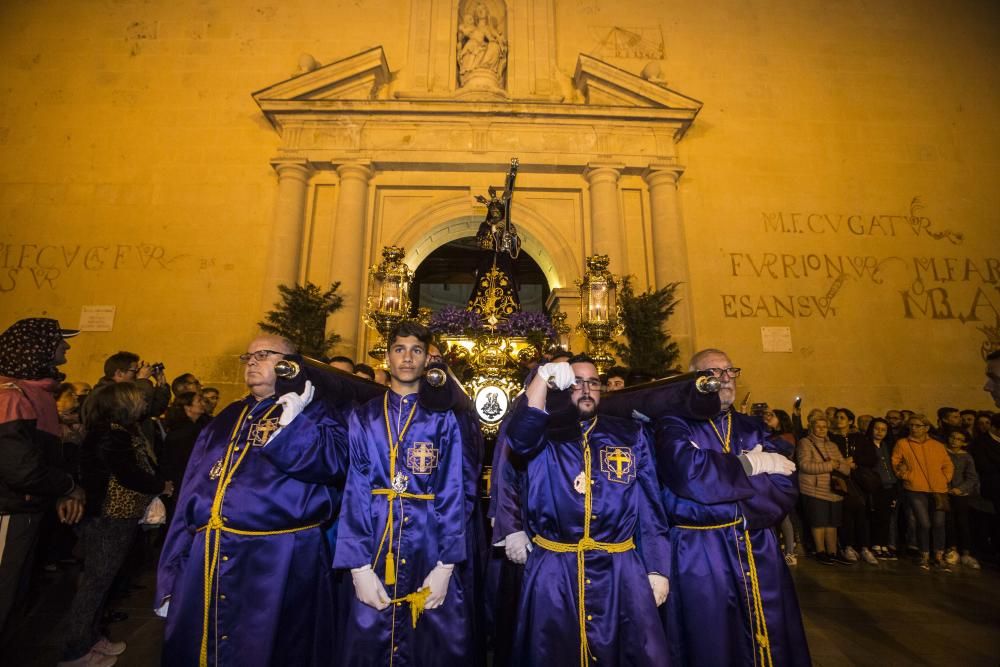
{"left": 1, "top": 0, "right": 997, "bottom": 415}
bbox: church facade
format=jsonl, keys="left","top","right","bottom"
{"left": 1, "top": 0, "right": 997, "bottom": 413}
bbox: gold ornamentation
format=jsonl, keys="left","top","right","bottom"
{"left": 468, "top": 261, "right": 518, "bottom": 324}
{"left": 208, "top": 458, "right": 224, "bottom": 480}
{"left": 406, "top": 442, "right": 439, "bottom": 475}
{"left": 248, "top": 417, "right": 281, "bottom": 447}
{"left": 600, "top": 446, "right": 635, "bottom": 484}
{"left": 573, "top": 471, "right": 588, "bottom": 495}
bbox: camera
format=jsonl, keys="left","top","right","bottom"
{"left": 750, "top": 402, "right": 769, "bottom": 417}
{"left": 150, "top": 362, "right": 165, "bottom": 375}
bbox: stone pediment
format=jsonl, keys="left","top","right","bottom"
{"left": 573, "top": 54, "right": 702, "bottom": 112}
{"left": 252, "top": 46, "right": 390, "bottom": 102}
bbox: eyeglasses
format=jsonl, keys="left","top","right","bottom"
{"left": 705, "top": 367, "right": 741, "bottom": 378}
{"left": 908, "top": 423, "right": 929, "bottom": 429}
{"left": 572, "top": 378, "right": 602, "bottom": 391}
{"left": 238, "top": 350, "right": 284, "bottom": 363}
{"left": 126, "top": 367, "right": 139, "bottom": 374}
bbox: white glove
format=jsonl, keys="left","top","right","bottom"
{"left": 537, "top": 362, "right": 575, "bottom": 391}
{"left": 154, "top": 599, "right": 170, "bottom": 618}
{"left": 741, "top": 445, "right": 796, "bottom": 476}
{"left": 421, "top": 562, "right": 454, "bottom": 609}
{"left": 351, "top": 565, "right": 390, "bottom": 610}
{"left": 504, "top": 531, "right": 533, "bottom": 564}
{"left": 648, "top": 573, "right": 669, "bottom": 607}
{"left": 277, "top": 380, "right": 314, "bottom": 426}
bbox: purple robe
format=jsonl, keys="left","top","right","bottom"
{"left": 156, "top": 394, "right": 348, "bottom": 666}
{"left": 653, "top": 410, "right": 811, "bottom": 667}
{"left": 506, "top": 404, "right": 671, "bottom": 666}
{"left": 334, "top": 391, "right": 472, "bottom": 666}
{"left": 484, "top": 411, "right": 528, "bottom": 667}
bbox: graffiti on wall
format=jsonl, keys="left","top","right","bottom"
{"left": 0, "top": 242, "right": 178, "bottom": 293}
{"left": 722, "top": 198, "right": 999, "bottom": 356}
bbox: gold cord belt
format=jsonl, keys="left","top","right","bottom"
{"left": 532, "top": 534, "right": 635, "bottom": 667}
{"left": 198, "top": 402, "right": 281, "bottom": 667}
{"left": 675, "top": 518, "right": 773, "bottom": 667}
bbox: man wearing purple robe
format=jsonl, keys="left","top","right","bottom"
{"left": 334, "top": 321, "right": 473, "bottom": 666}
{"left": 654, "top": 348, "right": 811, "bottom": 666}
{"left": 155, "top": 334, "right": 349, "bottom": 666}
{"left": 505, "top": 354, "right": 671, "bottom": 667}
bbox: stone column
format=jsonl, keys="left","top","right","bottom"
{"left": 260, "top": 160, "right": 312, "bottom": 314}
{"left": 643, "top": 162, "right": 695, "bottom": 361}
{"left": 584, "top": 162, "right": 626, "bottom": 273}
{"left": 327, "top": 161, "right": 374, "bottom": 362}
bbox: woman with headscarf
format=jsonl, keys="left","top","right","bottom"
{"left": 0, "top": 318, "right": 85, "bottom": 641}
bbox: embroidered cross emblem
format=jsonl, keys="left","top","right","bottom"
{"left": 249, "top": 418, "right": 281, "bottom": 447}
{"left": 406, "top": 442, "right": 439, "bottom": 475}
{"left": 600, "top": 446, "right": 635, "bottom": 484}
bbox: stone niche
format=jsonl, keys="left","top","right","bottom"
{"left": 251, "top": 3, "right": 702, "bottom": 363}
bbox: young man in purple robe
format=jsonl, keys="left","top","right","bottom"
{"left": 334, "top": 321, "right": 474, "bottom": 666}
{"left": 155, "top": 334, "right": 348, "bottom": 667}
{"left": 505, "top": 354, "right": 671, "bottom": 667}
{"left": 654, "top": 348, "right": 811, "bottom": 666}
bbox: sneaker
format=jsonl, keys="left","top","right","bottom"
{"left": 933, "top": 560, "right": 952, "bottom": 573}
{"left": 784, "top": 553, "right": 798, "bottom": 566}
{"left": 919, "top": 556, "right": 931, "bottom": 571}
{"left": 860, "top": 548, "right": 879, "bottom": 565}
{"left": 831, "top": 553, "right": 856, "bottom": 566}
{"left": 817, "top": 553, "right": 836, "bottom": 566}
{"left": 960, "top": 555, "right": 981, "bottom": 570}
{"left": 91, "top": 637, "right": 127, "bottom": 656}
{"left": 841, "top": 546, "right": 859, "bottom": 562}
{"left": 56, "top": 650, "right": 118, "bottom": 667}
{"left": 944, "top": 548, "right": 960, "bottom": 565}
{"left": 883, "top": 547, "right": 898, "bottom": 561}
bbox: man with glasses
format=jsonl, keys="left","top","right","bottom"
{"left": 156, "top": 334, "right": 349, "bottom": 667}
{"left": 653, "top": 348, "right": 810, "bottom": 666}
{"left": 503, "top": 353, "right": 671, "bottom": 665}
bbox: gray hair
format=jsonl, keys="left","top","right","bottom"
{"left": 688, "top": 348, "right": 729, "bottom": 372}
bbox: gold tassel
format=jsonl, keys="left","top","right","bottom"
{"left": 384, "top": 551, "right": 396, "bottom": 585}
{"left": 407, "top": 587, "right": 431, "bottom": 627}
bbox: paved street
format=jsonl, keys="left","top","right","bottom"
{"left": 5, "top": 551, "right": 999, "bottom": 666}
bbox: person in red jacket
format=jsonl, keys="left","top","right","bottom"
{"left": 0, "top": 318, "right": 86, "bottom": 641}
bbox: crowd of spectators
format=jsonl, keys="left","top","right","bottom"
{"left": 777, "top": 404, "right": 999, "bottom": 572}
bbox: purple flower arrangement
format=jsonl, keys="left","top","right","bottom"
{"left": 427, "top": 306, "right": 557, "bottom": 343}
{"left": 495, "top": 310, "right": 558, "bottom": 342}
{"left": 427, "top": 306, "right": 487, "bottom": 335}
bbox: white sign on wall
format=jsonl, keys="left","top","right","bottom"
{"left": 79, "top": 305, "right": 117, "bottom": 332}
{"left": 760, "top": 326, "right": 792, "bottom": 353}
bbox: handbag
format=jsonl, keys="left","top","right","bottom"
{"left": 932, "top": 492, "right": 951, "bottom": 513}
{"left": 811, "top": 441, "right": 864, "bottom": 507}
{"left": 102, "top": 427, "right": 157, "bottom": 520}
{"left": 829, "top": 470, "right": 850, "bottom": 496}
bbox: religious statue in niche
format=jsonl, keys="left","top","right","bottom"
{"left": 457, "top": 0, "right": 508, "bottom": 95}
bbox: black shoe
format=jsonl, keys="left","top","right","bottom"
{"left": 831, "top": 554, "right": 856, "bottom": 565}
{"left": 817, "top": 553, "right": 836, "bottom": 566}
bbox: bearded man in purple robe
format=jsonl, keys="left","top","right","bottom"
{"left": 653, "top": 348, "right": 811, "bottom": 666}
{"left": 505, "top": 354, "right": 671, "bottom": 666}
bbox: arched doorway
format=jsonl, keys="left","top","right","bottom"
{"left": 412, "top": 237, "right": 550, "bottom": 312}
